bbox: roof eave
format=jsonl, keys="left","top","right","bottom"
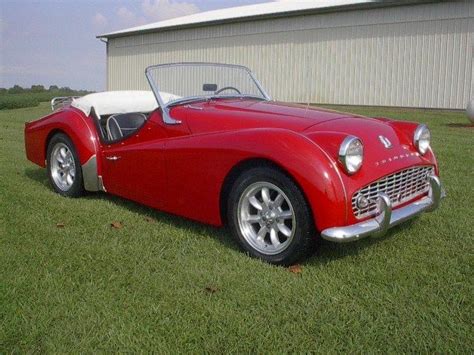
{"left": 96, "top": 0, "right": 439, "bottom": 40}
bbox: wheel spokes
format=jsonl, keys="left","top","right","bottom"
{"left": 269, "top": 227, "right": 280, "bottom": 247}
{"left": 245, "top": 214, "right": 261, "bottom": 223}
{"left": 261, "top": 187, "right": 271, "bottom": 207}
{"left": 249, "top": 196, "right": 263, "bottom": 210}
{"left": 273, "top": 193, "right": 284, "bottom": 208}
{"left": 277, "top": 222, "right": 292, "bottom": 238}
{"left": 278, "top": 210, "right": 293, "bottom": 220}
{"left": 51, "top": 142, "right": 76, "bottom": 192}
{"left": 238, "top": 182, "right": 296, "bottom": 256}
{"left": 59, "top": 147, "right": 67, "bottom": 159}
{"left": 257, "top": 226, "right": 268, "bottom": 245}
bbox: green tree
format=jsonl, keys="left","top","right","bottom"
{"left": 8, "top": 85, "right": 24, "bottom": 94}
{"left": 31, "top": 85, "right": 45, "bottom": 92}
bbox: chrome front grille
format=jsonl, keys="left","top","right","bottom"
{"left": 352, "top": 166, "right": 434, "bottom": 219}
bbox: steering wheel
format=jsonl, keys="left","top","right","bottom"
{"left": 214, "top": 86, "right": 241, "bottom": 95}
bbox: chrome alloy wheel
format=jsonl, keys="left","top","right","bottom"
{"left": 237, "top": 182, "right": 296, "bottom": 255}
{"left": 50, "top": 142, "right": 76, "bottom": 191}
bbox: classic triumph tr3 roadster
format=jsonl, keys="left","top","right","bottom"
{"left": 24, "top": 63, "right": 444, "bottom": 265}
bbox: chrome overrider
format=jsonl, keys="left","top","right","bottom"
{"left": 321, "top": 175, "right": 444, "bottom": 243}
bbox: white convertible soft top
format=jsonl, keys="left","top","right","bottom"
{"left": 71, "top": 91, "right": 180, "bottom": 117}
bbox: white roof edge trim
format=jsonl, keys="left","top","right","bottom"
{"left": 97, "top": 0, "right": 379, "bottom": 38}
{"left": 71, "top": 91, "right": 180, "bottom": 117}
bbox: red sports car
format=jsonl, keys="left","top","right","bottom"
{"left": 24, "top": 63, "right": 444, "bottom": 265}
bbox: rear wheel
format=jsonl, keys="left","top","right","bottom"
{"left": 227, "top": 166, "right": 316, "bottom": 265}
{"left": 46, "top": 133, "right": 84, "bottom": 197}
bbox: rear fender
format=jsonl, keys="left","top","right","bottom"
{"left": 24, "top": 108, "right": 102, "bottom": 191}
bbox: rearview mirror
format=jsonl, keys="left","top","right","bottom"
{"left": 203, "top": 84, "right": 218, "bottom": 92}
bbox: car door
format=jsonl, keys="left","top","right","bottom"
{"left": 100, "top": 108, "right": 189, "bottom": 210}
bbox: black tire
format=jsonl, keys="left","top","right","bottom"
{"left": 227, "top": 166, "right": 316, "bottom": 265}
{"left": 46, "top": 133, "right": 85, "bottom": 198}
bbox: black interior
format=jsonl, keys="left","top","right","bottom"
{"left": 90, "top": 107, "right": 148, "bottom": 144}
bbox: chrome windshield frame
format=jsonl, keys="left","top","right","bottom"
{"left": 145, "top": 62, "right": 272, "bottom": 125}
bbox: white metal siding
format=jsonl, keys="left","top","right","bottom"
{"left": 107, "top": 1, "right": 474, "bottom": 109}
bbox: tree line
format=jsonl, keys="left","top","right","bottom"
{"left": 0, "top": 85, "right": 93, "bottom": 110}
{"left": 0, "top": 84, "right": 90, "bottom": 95}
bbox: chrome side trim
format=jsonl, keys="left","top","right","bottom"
{"left": 98, "top": 176, "right": 106, "bottom": 192}
{"left": 321, "top": 175, "right": 444, "bottom": 243}
{"left": 81, "top": 155, "right": 101, "bottom": 192}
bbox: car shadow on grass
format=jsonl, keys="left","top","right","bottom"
{"left": 24, "top": 167, "right": 237, "bottom": 251}
{"left": 24, "top": 167, "right": 50, "bottom": 188}
{"left": 87, "top": 192, "right": 238, "bottom": 251}
{"left": 307, "top": 220, "right": 415, "bottom": 266}
{"left": 24, "top": 166, "right": 413, "bottom": 266}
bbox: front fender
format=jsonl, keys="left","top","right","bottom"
{"left": 164, "top": 128, "right": 347, "bottom": 230}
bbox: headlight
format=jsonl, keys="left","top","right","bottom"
{"left": 413, "top": 124, "right": 431, "bottom": 155}
{"left": 339, "top": 136, "right": 363, "bottom": 174}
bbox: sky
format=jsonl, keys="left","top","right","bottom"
{"left": 0, "top": 0, "right": 277, "bottom": 91}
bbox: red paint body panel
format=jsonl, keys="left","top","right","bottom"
{"left": 101, "top": 118, "right": 169, "bottom": 207}
{"left": 24, "top": 98, "right": 439, "bottom": 234}
{"left": 24, "top": 108, "right": 99, "bottom": 167}
{"left": 184, "top": 99, "right": 359, "bottom": 134}
{"left": 162, "top": 129, "right": 346, "bottom": 228}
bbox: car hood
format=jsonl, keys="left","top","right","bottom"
{"left": 306, "top": 115, "right": 404, "bottom": 148}
{"left": 305, "top": 116, "right": 436, "bottom": 182}
{"left": 183, "top": 99, "right": 361, "bottom": 134}
{"left": 180, "top": 98, "right": 435, "bottom": 183}
{"left": 182, "top": 98, "right": 433, "bottom": 167}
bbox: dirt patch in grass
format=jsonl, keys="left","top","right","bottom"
{"left": 445, "top": 123, "right": 474, "bottom": 129}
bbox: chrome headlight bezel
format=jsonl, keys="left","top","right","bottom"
{"left": 413, "top": 124, "right": 431, "bottom": 155}
{"left": 339, "top": 136, "right": 364, "bottom": 175}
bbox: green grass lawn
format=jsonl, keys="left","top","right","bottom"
{"left": 1, "top": 103, "right": 472, "bottom": 352}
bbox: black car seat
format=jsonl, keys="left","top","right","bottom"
{"left": 106, "top": 112, "right": 147, "bottom": 142}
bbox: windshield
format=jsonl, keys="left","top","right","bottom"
{"left": 145, "top": 63, "right": 270, "bottom": 107}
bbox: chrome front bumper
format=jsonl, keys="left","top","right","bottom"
{"left": 321, "top": 175, "right": 444, "bottom": 243}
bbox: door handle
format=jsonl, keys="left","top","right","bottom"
{"left": 106, "top": 156, "right": 121, "bottom": 161}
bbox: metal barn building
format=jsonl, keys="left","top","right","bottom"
{"left": 98, "top": 0, "right": 474, "bottom": 110}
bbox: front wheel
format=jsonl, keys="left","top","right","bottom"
{"left": 46, "top": 133, "right": 85, "bottom": 197}
{"left": 227, "top": 166, "right": 316, "bottom": 265}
